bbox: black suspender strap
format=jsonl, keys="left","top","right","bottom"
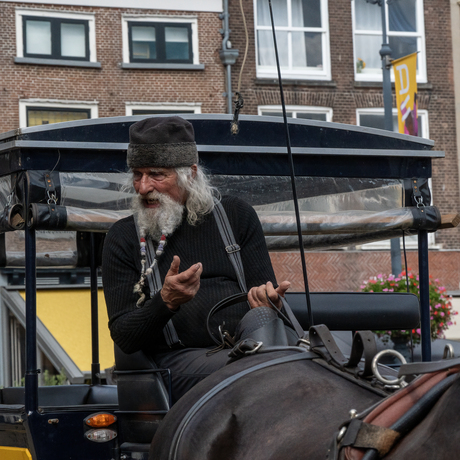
{"left": 212, "top": 200, "right": 247, "bottom": 293}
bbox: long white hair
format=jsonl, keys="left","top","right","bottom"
{"left": 176, "top": 165, "right": 220, "bottom": 225}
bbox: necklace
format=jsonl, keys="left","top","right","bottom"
{"left": 134, "top": 230, "right": 168, "bottom": 306}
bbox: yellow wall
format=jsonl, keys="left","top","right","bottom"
{"left": 20, "top": 289, "right": 114, "bottom": 372}
{"left": 0, "top": 447, "right": 32, "bottom": 460}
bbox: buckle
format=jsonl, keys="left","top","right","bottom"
{"left": 225, "top": 244, "right": 241, "bottom": 254}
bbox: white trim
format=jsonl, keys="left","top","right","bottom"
{"left": 19, "top": 99, "right": 99, "bottom": 128}
{"left": 15, "top": 8, "right": 97, "bottom": 62}
{"left": 351, "top": 0, "right": 427, "bottom": 83}
{"left": 125, "top": 102, "right": 202, "bottom": 116}
{"left": 122, "top": 15, "right": 200, "bottom": 65}
{"left": 257, "top": 105, "right": 333, "bottom": 121}
{"left": 6, "top": 0, "right": 223, "bottom": 12}
{"left": 254, "top": 0, "right": 331, "bottom": 81}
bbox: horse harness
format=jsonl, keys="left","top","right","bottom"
{"left": 327, "top": 356, "right": 460, "bottom": 460}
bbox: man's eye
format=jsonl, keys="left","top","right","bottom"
{"left": 133, "top": 173, "right": 142, "bottom": 180}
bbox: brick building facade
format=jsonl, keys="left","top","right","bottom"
{"left": 0, "top": 0, "right": 460, "bottom": 291}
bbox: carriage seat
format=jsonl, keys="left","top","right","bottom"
{"left": 286, "top": 292, "right": 420, "bottom": 332}
{"left": 114, "top": 344, "right": 170, "bottom": 445}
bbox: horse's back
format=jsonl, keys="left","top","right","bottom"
{"left": 150, "top": 350, "right": 384, "bottom": 460}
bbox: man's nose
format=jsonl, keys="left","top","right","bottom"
{"left": 138, "top": 175, "right": 154, "bottom": 195}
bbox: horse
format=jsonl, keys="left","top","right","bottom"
{"left": 149, "top": 336, "right": 460, "bottom": 460}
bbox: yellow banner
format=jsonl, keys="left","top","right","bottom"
{"left": 392, "top": 52, "right": 418, "bottom": 136}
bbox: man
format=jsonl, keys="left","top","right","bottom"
{"left": 102, "top": 116, "right": 292, "bottom": 402}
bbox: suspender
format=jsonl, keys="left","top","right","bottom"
{"left": 135, "top": 200, "right": 247, "bottom": 348}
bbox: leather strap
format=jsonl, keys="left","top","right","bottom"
{"left": 212, "top": 200, "right": 247, "bottom": 292}
{"left": 398, "top": 356, "right": 460, "bottom": 377}
{"left": 310, "top": 325, "right": 377, "bottom": 377}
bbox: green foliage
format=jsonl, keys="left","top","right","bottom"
{"left": 360, "top": 270, "right": 457, "bottom": 343}
{"left": 42, "top": 368, "right": 68, "bottom": 386}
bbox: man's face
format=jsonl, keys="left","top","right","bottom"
{"left": 132, "top": 167, "right": 186, "bottom": 206}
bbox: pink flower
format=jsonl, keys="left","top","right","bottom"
{"left": 416, "top": 328, "right": 421, "bottom": 334}
{"left": 441, "top": 312, "right": 445, "bottom": 317}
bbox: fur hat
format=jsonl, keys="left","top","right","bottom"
{"left": 127, "top": 116, "right": 198, "bottom": 169}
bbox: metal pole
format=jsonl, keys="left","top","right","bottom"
{"left": 24, "top": 182, "right": 38, "bottom": 413}
{"left": 418, "top": 230, "right": 431, "bottom": 361}
{"left": 90, "top": 233, "right": 100, "bottom": 385}
{"left": 376, "top": 0, "right": 402, "bottom": 276}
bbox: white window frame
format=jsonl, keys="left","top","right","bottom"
{"left": 254, "top": 0, "right": 331, "bottom": 81}
{"left": 15, "top": 8, "right": 97, "bottom": 64}
{"left": 355, "top": 107, "right": 436, "bottom": 249}
{"left": 19, "top": 99, "right": 99, "bottom": 128}
{"left": 352, "top": 0, "right": 427, "bottom": 83}
{"left": 125, "top": 102, "right": 202, "bottom": 116}
{"left": 258, "top": 105, "right": 333, "bottom": 121}
{"left": 122, "top": 15, "right": 200, "bottom": 66}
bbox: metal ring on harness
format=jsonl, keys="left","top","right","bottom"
{"left": 371, "top": 349, "right": 407, "bottom": 387}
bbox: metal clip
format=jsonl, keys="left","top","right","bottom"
{"left": 415, "top": 196, "right": 425, "bottom": 208}
{"left": 47, "top": 191, "right": 58, "bottom": 205}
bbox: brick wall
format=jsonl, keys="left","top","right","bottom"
{"left": 270, "top": 249, "right": 460, "bottom": 293}
{"left": 0, "top": 2, "right": 227, "bottom": 130}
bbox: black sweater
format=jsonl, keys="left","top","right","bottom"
{"left": 102, "top": 196, "right": 277, "bottom": 355}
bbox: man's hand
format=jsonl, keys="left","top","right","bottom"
{"left": 248, "top": 280, "right": 290, "bottom": 310}
{"left": 161, "top": 256, "right": 203, "bottom": 311}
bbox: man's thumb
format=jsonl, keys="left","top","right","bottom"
{"left": 166, "top": 256, "right": 180, "bottom": 277}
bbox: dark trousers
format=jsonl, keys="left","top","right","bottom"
{"left": 154, "top": 307, "right": 297, "bottom": 403}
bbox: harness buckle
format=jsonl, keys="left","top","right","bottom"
{"left": 225, "top": 244, "right": 241, "bottom": 254}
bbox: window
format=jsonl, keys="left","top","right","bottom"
{"left": 122, "top": 16, "right": 203, "bottom": 69}
{"left": 258, "top": 105, "right": 332, "bottom": 121}
{"left": 19, "top": 100, "right": 98, "bottom": 128}
{"left": 125, "top": 103, "right": 201, "bottom": 116}
{"left": 254, "top": 0, "right": 331, "bottom": 80}
{"left": 15, "top": 9, "right": 98, "bottom": 67}
{"left": 356, "top": 108, "right": 428, "bottom": 139}
{"left": 352, "top": 0, "right": 426, "bottom": 82}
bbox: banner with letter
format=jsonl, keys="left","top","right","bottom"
{"left": 392, "top": 52, "right": 418, "bottom": 136}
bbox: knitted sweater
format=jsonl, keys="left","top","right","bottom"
{"left": 102, "top": 196, "right": 277, "bottom": 355}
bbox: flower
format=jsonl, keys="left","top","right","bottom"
{"left": 360, "top": 271, "right": 457, "bottom": 344}
{"left": 356, "top": 58, "right": 366, "bottom": 73}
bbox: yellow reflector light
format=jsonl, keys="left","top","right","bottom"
{"left": 85, "top": 413, "right": 117, "bottom": 428}
{"left": 85, "top": 428, "right": 117, "bottom": 443}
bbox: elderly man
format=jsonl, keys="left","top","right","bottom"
{"left": 102, "top": 116, "right": 293, "bottom": 402}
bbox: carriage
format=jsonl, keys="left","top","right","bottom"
{"left": 0, "top": 114, "right": 457, "bottom": 460}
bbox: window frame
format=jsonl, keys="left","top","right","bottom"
{"left": 15, "top": 8, "right": 98, "bottom": 67}
{"left": 128, "top": 21, "right": 193, "bottom": 64}
{"left": 352, "top": 0, "right": 427, "bottom": 83}
{"left": 258, "top": 105, "right": 333, "bottom": 121}
{"left": 125, "top": 103, "right": 202, "bottom": 116}
{"left": 254, "top": 0, "right": 331, "bottom": 81}
{"left": 122, "top": 15, "right": 203, "bottom": 70}
{"left": 355, "top": 107, "right": 436, "bottom": 249}
{"left": 19, "top": 100, "right": 98, "bottom": 128}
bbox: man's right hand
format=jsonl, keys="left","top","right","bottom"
{"left": 161, "top": 256, "right": 203, "bottom": 311}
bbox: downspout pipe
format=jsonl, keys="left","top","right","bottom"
{"left": 219, "top": 0, "right": 239, "bottom": 114}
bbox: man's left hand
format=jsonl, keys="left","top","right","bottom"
{"left": 248, "top": 280, "right": 290, "bottom": 310}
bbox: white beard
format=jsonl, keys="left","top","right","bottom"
{"left": 131, "top": 191, "right": 185, "bottom": 241}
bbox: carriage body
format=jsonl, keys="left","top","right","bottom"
{"left": 0, "top": 115, "right": 445, "bottom": 459}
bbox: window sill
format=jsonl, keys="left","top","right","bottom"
{"left": 354, "top": 81, "right": 433, "bottom": 90}
{"left": 121, "top": 63, "right": 205, "bottom": 70}
{"left": 255, "top": 78, "right": 337, "bottom": 87}
{"left": 15, "top": 57, "right": 101, "bottom": 68}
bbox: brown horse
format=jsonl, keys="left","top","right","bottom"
{"left": 149, "top": 348, "right": 460, "bottom": 460}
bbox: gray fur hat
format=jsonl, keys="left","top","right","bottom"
{"left": 127, "top": 116, "right": 198, "bottom": 169}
